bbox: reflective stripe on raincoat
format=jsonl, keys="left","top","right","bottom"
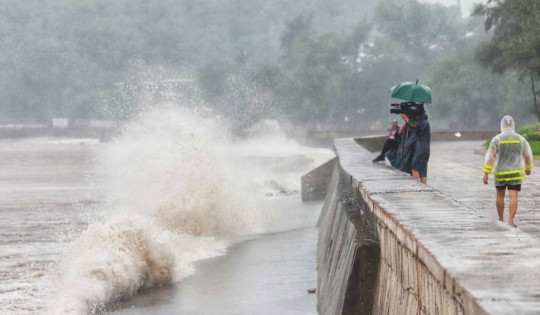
{"left": 483, "top": 115, "right": 534, "bottom": 186}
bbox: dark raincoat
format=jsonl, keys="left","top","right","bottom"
{"left": 395, "top": 114, "right": 430, "bottom": 174}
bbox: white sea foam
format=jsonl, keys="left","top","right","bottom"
{"left": 50, "top": 107, "right": 269, "bottom": 314}
{"left": 50, "top": 106, "right": 334, "bottom": 314}
{"left": 234, "top": 119, "right": 334, "bottom": 194}
{"left": 99, "top": 107, "right": 267, "bottom": 237}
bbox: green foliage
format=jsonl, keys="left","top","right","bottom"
{"left": 275, "top": 16, "right": 368, "bottom": 126}
{"left": 518, "top": 123, "right": 540, "bottom": 155}
{"left": 0, "top": 0, "right": 379, "bottom": 123}
{"left": 474, "top": 0, "right": 540, "bottom": 120}
{"left": 517, "top": 122, "right": 540, "bottom": 141}
{"left": 1, "top": 0, "right": 533, "bottom": 131}
{"left": 474, "top": 0, "right": 540, "bottom": 76}
{"left": 260, "top": 0, "right": 482, "bottom": 128}
{"left": 483, "top": 123, "right": 540, "bottom": 153}
{"left": 429, "top": 48, "right": 534, "bottom": 129}
{"left": 528, "top": 141, "right": 540, "bottom": 155}
{"left": 374, "top": 0, "right": 467, "bottom": 70}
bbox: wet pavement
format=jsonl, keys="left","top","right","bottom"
{"left": 336, "top": 139, "right": 540, "bottom": 314}
{"left": 428, "top": 141, "right": 540, "bottom": 235}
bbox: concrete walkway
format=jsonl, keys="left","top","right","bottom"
{"left": 338, "top": 138, "right": 540, "bottom": 314}
{"left": 428, "top": 141, "right": 540, "bottom": 235}
{"left": 426, "top": 141, "right": 540, "bottom": 314}
{"left": 398, "top": 140, "right": 540, "bottom": 314}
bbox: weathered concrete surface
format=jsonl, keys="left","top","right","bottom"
{"left": 353, "top": 130, "right": 498, "bottom": 154}
{"left": 429, "top": 141, "right": 540, "bottom": 236}
{"left": 318, "top": 138, "right": 540, "bottom": 315}
{"left": 317, "top": 163, "right": 380, "bottom": 315}
{"left": 301, "top": 158, "right": 337, "bottom": 201}
{"left": 430, "top": 130, "right": 498, "bottom": 141}
{"left": 306, "top": 130, "right": 498, "bottom": 148}
{"left": 428, "top": 141, "right": 540, "bottom": 313}
{"left": 0, "top": 125, "right": 116, "bottom": 139}
{"left": 354, "top": 136, "right": 387, "bottom": 153}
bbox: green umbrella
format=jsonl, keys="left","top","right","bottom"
{"left": 390, "top": 80, "right": 432, "bottom": 104}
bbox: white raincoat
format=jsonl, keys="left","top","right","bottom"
{"left": 483, "top": 115, "right": 534, "bottom": 186}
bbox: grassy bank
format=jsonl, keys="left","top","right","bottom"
{"left": 483, "top": 122, "right": 540, "bottom": 157}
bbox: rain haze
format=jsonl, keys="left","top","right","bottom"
{"left": 0, "top": 0, "right": 538, "bottom": 314}
{"left": 423, "top": 0, "right": 477, "bottom": 16}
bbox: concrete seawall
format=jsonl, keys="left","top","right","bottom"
{"left": 316, "top": 137, "right": 540, "bottom": 314}
{"left": 317, "top": 161, "right": 380, "bottom": 314}
{"left": 0, "top": 124, "right": 117, "bottom": 140}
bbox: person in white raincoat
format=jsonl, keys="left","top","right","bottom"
{"left": 483, "top": 115, "right": 534, "bottom": 227}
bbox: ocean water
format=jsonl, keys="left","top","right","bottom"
{"left": 0, "top": 137, "right": 104, "bottom": 314}
{"left": 0, "top": 107, "right": 334, "bottom": 314}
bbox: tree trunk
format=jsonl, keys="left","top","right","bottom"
{"left": 530, "top": 72, "right": 539, "bottom": 121}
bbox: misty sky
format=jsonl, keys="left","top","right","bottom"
{"left": 422, "top": 0, "right": 477, "bottom": 16}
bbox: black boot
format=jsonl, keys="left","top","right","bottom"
{"left": 372, "top": 155, "right": 385, "bottom": 163}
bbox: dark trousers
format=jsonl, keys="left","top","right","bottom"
{"left": 379, "top": 138, "right": 398, "bottom": 156}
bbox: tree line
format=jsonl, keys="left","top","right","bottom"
{"left": 198, "top": 0, "right": 540, "bottom": 130}
{"left": 0, "top": 0, "right": 538, "bottom": 131}
{"left": 0, "top": 0, "right": 376, "bottom": 123}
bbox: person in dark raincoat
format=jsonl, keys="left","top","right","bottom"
{"left": 395, "top": 109, "right": 430, "bottom": 184}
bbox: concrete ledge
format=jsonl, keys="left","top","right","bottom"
{"left": 317, "top": 162, "right": 380, "bottom": 315}
{"left": 317, "top": 137, "right": 540, "bottom": 314}
{"left": 0, "top": 125, "right": 116, "bottom": 140}
{"left": 301, "top": 158, "right": 337, "bottom": 201}
{"left": 353, "top": 130, "right": 497, "bottom": 153}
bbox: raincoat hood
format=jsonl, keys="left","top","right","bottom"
{"left": 500, "top": 115, "right": 515, "bottom": 132}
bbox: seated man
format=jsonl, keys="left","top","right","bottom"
{"left": 373, "top": 119, "right": 400, "bottom": 163}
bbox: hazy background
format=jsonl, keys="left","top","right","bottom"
{"left": 0, "top": 0, "right": 537, "bottom": 132}
{"left": 424, "top": 0, "right": 476, "bottom": 16}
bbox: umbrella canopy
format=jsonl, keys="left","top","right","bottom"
{"left": 390, "top": 81, "right": 432, "bottom": 104}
